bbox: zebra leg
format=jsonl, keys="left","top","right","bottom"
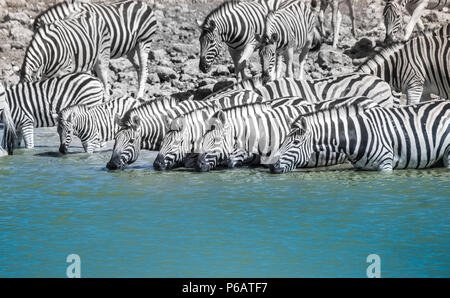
{"left": 94, "top": 58, "right": 110, "bottom": 101}
{"left": 276, "top": 54, "right": 283, "bottom": 79}
{"left": 318, "top": 0, "right": 328, "bottom": 37}
{"left": 347, "top": 0, "right": 356, "bottom": 37}
{"left": 444, "top": 147, "right": 450, "bottom": 168}
{"left": 298, "top": 42, "right": 311, "bottom": 80}
{"left": 284, "top": 47, "right": 294, "bottom": 78}
{"left": 21, "top": 123, "right": 34, "bottom": 149}
{"left": 331, "top": 1, "right": 342, "bottom": 48}
{"left": 136, "top": 43, "right": 150, "bottom": 99}
{"left": 13, "top": 129, "right": 23, "bottom": 148}
{"left": 403, "top": 2, "right": 427, "bottom": 41}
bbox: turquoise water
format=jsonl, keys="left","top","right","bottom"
{"left": 0, "top": 131, "right": 449, "bottom": 277}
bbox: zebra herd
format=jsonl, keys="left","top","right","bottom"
{"left": 0, "top": 0, "right": 449, "bottom": 174}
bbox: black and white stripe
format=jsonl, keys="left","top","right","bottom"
{"left": 1, "top": 73, "right": 104, "bottom": 151}
{"left": 33, "top": 0, "right": 157, "bottom": 98}
{"left": 257, "top": 0, "right": 317, "bottom": 82}
{"left": 359, "top": 27, "right": 450, "bottom": 104}
{"left": 22, "top": 12, "right": 111, "bottom": 94}
{"left": 57, "top": 96, "right": 141, "bottom": 154}
{"left": 198, "top": 0, "right": 284, "bottom": 80}
{"left": 271, "top": 100, "right": 450, "bottom": 173}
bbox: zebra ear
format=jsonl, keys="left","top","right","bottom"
{"left": 196, "top": 19, "right": 203, "bottom": 28}
{"left": 208, "top": 19, "right": 216, "bottom": 30}
{"left": 51, "top": 112, "right": 59, "bottom": 120}
{"left": 291, "top": 117, "right": 308, "bottom": 134}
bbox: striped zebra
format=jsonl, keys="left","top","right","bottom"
{"left": 206, "top": 73, "right": 399, "bottom": 107}
{"left": 106, "top": 98, "right": 179, "bottom": 170}
{"left": 256, "top": 0, "right": 318, "bottom": 82}
{"left": 22, "top": 12, "right": 111, "bottom": 95}
{"left": 0, "top": 83, "right": 16, "bottom": 155}
{"left": 0, "top": 73, "right": 104, "bottom": 151}
{"left": 153, "top": 90, "right": 265, "bottom": 171}
{"left": 383, "top": 0, "right": 449, "bottom": 43}
{"left": 196, "top": 96, "right": 377, "bottom": 172}
{"left": 56, "top": 97, "right": 141, "bottom": 154}
{"left": 198, "top": 0, "right": 284, "bottom": 80}
{"left": 316, "top": 0, "right": 356, "bottom": 48}
{"left": 270, "top": 100, "right": 450, "bottom": 173}
{"left": 358, "top": 27, "right": 450, "bottom": 105}
{"left": 33, "top": 0, "right": 157, "bottom": 98}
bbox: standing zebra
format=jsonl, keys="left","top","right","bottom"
{"left": 257, "top": 0, "right": 317, "bottom": 82}
{"left": 0, "top": 73, "right": 105, "bottom": 151}
{"left": 106, "top": 98, "right": 179, "bottom": 170}
{"left": 358, "top": 27, "right": 450, "bottom": 104}
{"left": 56, "top": 97, "right": 141, "bottom": 154}
{"left": 198, "top": 0, "right": 284, "bottom": 80}
{"left": 270, "top": 101, "right": 450, "bottom": 173}
{"left": 22, "top": 12, "right": 111, "bottom": 95}
{"left": 196, "top": 96, "right": 376, "bottom": 172}
{"left": 33, "top": 0, "right": 157, "bottom": 98}
{"left": 383, "top": 0, "right": 449, "bottom": 43}
{"left": 316, "top": 0, "right": 356, "bottom": 48}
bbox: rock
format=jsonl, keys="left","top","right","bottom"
{"left": 198, "top": 78, "right": 217, "bottom": 87}
{"left": 0, "top": 43, "right": 11, "bottom": 53}
{"left": 4, "top": 12, "right": 31, "bottom": 26}
{"left": 212, "top": 65, "right": 230, "bottom": 76}
{"left": 9, "top": 25, "right": 33, "bottom": 46}
{"left": 5, "top": 0, "right": 25, "bottom": 8}
{"left": 193, "top": 84, "right": 215, "bottom": 100}
{"left": 345, "top": 37, "right": 376, "bottom": 59}
{"left": 154, "top": 66, "right": 178, "bottom": 82}
{"left": 171, "top": 79, "right": 186, "bottom": 90}
{"left": 171, "top": 43, "right": 197, "bottom": 55}
{"left": 181, "top": 59, "right": 200, "bottom": 77}
{"left": 317, "top": 45, "right": 352, "bottom": 70}
{"left": 149, "top": 49, "right": 168, "bottom": 63}
{"left": 146, "top": 72, "right": 160, "bottom": 84}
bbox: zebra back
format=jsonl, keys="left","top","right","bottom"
{"left": 33, "top": 0, "right": 157, "bottom": 59}
{"left": 22, "top": 12, "right": 111, "bottom": 82}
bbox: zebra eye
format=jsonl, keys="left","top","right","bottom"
{"left": 129, "top": 138, "right": 135, "bottom": 144}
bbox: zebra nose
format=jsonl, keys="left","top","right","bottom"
{"left": 196, "top": 154, "right": 210, "bottom": 172}
{"left": 199, "top": 58, "right": 210, "bottom": 73}
{"left": 269, "top": 160, "right": 283, "bottom": 174}
{"left": 59, "top": 144, "right": 68, "bottom": 154}
{"left": 153, "top": 154, "right": 167, "bottom": 171}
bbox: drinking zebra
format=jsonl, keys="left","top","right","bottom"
{"left": 358, "top": 27, "right": 450, "bottom": 104}
{"left": 0, "top": 73, "right": 105, "bottom": 151}
{"left": 383, "top": 0, "right": 449, "bottom": 43}
{"left": 22, "top": 12, "right": 111, "bottom": 95}
{"left": 196, "top": 96, "right": 377, "bottom": 172}
{"left": 256, "top": 0, "right": 318, "bottom": 82}
{"left": 198, "top": 0, "right": 285, "bottom": 80}
{"left": 106, "top": 98, "right": 179, "bottom": 170}
{"left": 153, "top": 90, "right": 265, "bottom": 171}
{"left": 316, "top": 0, "right": 356, "bottom": 48}
{"left": 270, "top": 101, "right": 450, "bottom": 173}
{"left": 56, "top": 97, "right": 141, "bottom": 154}
{"left": 33, "top": 0, "right": 157, "bottom": 98}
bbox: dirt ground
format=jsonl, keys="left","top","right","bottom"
{"left": 0, "top": 0, "right": 449, "bottom": 101}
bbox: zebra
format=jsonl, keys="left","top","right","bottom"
{"left": 316, "top": 0, "right": 356, "bottom": 48}
{"left": 106, "top": 97, "right": 179, "bottom": 170}
{"left": 358, "top": 27, "right": 450, "bottom": 105}
{"left": 209, "top": 73, "right": 399, "bottom": 107}
{"left": 153, "top": 90, "right": 265, "bottom": 171}
{"left": 0, "top": 73, "right": 105, "bottom": 151}
{"left": 196, "top": 96, "right": 377, "bottom": 172}
{"left": 22, "top": 12, "right": 111, "bottom": 95}
{"left": 383, "top": 0, "right": 449, "bottom": 43}
{"left": 270, "top": 100, "right": 450, "bottom": 173}
{"left": 198, "top": 0, "right": 285, "bottom": 80}
{"left": 56, "top": 97, "right": 141, "bottom": 154}
{"left": 256, "top": 0, "right": 318, "bottom": 82}
{"left": 33, "top": 0, "right": 157, "bottom": 98}
{"left": 0, "top": 83, "right": 16, "bottom": 155}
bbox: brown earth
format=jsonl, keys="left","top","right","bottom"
{"left": 0, "top": 0, "right": 449, "bottom": 101}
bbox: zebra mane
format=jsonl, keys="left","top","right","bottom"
{"left": 33, "top": 0, "right": 84, "bottom": 31}
{"left": 203, "top": 0, "right": 241, "bottom": 25}
{"left": 357, "top": 41, "right": 405, "bottom": 71}
{"left": 219, "top": 101, "right": 271, "bottom": 113}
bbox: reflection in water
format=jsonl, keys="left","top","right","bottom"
{"left": 0, "top": 146, "right": 449, "bottom": 277}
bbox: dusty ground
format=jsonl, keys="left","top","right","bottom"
{"left": 1, "top": 0, "right": 449, "bottom": 101}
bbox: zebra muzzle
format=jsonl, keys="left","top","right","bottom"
{"left": 59, "top": 144, "right": 68, "bottom": 154}
{"left": 269, "top": 160, "right": 284, "bottom": 174}
{"left": 196, "top": 154, "right": 211, "bottom": 172}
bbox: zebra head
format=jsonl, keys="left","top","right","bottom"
{"left": 56, "top": 108, "right": 77, "bottom": 154}
{"left": 196, "top": 110, "right": 232, "bottom": 172}
{"left": 383, "top": 0, "right": 403, "bottom": 44}
{"left": 198, "top": 19, "right": 220, "bottom": 73}
{"left": 256, "top": 33, "right": 279, "bottom": 84}
{"left": 106, "top": 114, "right": 142, "bottom": 170}
{"left": 269, "top": 117, "right": 313, "bottom": 174}
{"left": 153, "top": 116, "right": 189, "bottom": 171}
